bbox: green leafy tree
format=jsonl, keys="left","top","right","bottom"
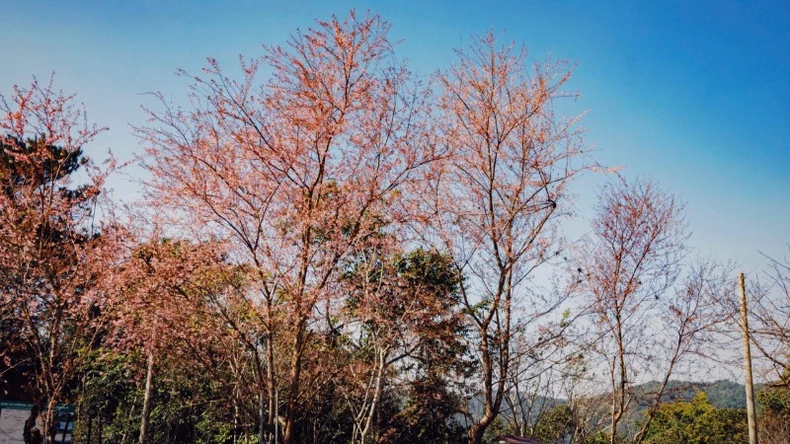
{"left": 339, "top": 246, "right": 469, "bottom": 443}
{"left": 76, "top": 347, "right": 238, "bottom": 444}
{"left": 757, "top": 382, "right": 790, "bottom": 444}
{"left": 382, "top": 375, "right": 467, "bottom": 444}
{"left": 639, "top": 393, "right": 747, "bottom": 444}
{"left": 532, "top": 404, "right": 574, "bottom": 443}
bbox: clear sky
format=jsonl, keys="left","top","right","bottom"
{"left": 1, "top": 0, "right": 788, "bottom": 273}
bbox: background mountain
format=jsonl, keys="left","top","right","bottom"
{"left": 632, "top": 379, "right": 747, "bottom": 410}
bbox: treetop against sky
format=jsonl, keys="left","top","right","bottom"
{"left": 0, "top": 0, "right": 787, "bottom": 272}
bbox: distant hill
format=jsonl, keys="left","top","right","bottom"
{"left": 492, "top": 379, "right": 748, "bottom": 437}
{"left": 605, "top": 379, "right": 748, "bottom": 437}
{"left": 632, "top": 379, "right": 746, "bottom": 410}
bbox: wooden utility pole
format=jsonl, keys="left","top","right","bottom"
{"left": 739, "top": 272, "right": 758, "bottom": 444}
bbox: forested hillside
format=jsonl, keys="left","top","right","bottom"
{"left": 633, "top": 380, "right": 747, "bottom": 409}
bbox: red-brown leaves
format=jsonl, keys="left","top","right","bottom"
{"left": 106, "top": 234, "right": 231, "bottom": 352}
{"left": 1, "top": 75, "right": 105, "bottom": 154}
{"left": 0, "top": 76, "right": 108, "bottom": 335}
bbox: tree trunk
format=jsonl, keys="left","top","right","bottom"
{"left": 258, "top": 390, "right": 266, "bottom": 444}
{"left": 610, "top": 312, "right": 626, "bottom": 444}
{"left": 610, "top": 375, "right": 620, "bottom": 444}
{"left": 87, "top": 415, "right": 93, "bottom": 444}
{"left": 232, "top": 390, "right": 239, "bottom": 444}
{"left": 43, "top": 399, "right": 57, "bottom": 444}
{"left": 23, "top": 405, "right": 39, "bottom": 444}
{"left": 282, "top": 419, "right": 293, "bottom": 444}
{"left": 266, "top": 305, "right": 276, "bottom": 444}
{"left": 138, "top": 348, "right": 155, "bottom": 444}
{"left": 358, "top": 346, "right": 388, "bottom": 444}
{"left": 282, "top": 323, "right": 306, "bottom": 444}
{"left": 468, "top": 423, "right": 485, "bottom": 444}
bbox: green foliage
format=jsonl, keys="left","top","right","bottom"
{"left": 585, "top": 431, "right": 618, "bottom": 444}
{"left": 640, "top": 392, "right": 747, "bottom": 444}
{"left": 481, "top": 417, "right": 511, "bottom": 444}
{"left": 75, "top": 348, "right": 239, "bottom": 444}
{"left": 607, "top": 379, "right": 748, "bottom": 437}
{"left": 0, "top": 135, "right": 87, "bottom": 195}
{"left": 291, "top": 380, "right": 353, "bottom": 444}
{"left": 337, "top": 246, "right": 471, "bottom": 443}
{"left": 757, "top": 382, "right": 790, "bottom": 441}
{"left": 532, "top": 404, "right": 574, "bottom": 443}
{"left": 383, "top": 375, "right": 467, "bottom": 444}
{"left": 758, "top": 384, "right": 790, "bottom": 416}
{"left": 632, "top": 380, "right": 746, "bottom": 411}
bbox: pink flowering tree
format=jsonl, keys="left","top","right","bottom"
{"left": 137, "top": 11, "right": 439, "bottom": 443}
{"left": 428, "top": 33, "right": 587, "bottom": 444}
{"left": 105, "top": 231, "right": 237, "bottom": 444}
{"left": 0, "top": 76, "right": 112, "bottom": 443}
{"left": 578, "top": 178, "right": 727, "bottom": 444}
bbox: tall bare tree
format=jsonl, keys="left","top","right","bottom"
{"left": 580, "top": 177, "right": 727, "bottom": 443}
{"left": 429, "top": 32, "right": 586, "bottom": 444}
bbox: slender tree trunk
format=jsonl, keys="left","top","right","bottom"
{"left": 358, "top": 346, "right": 388, "bottom": 444}
{"left": 44, "top": 398, "right": 57, "bottom": 444}
{"left": 468, "top": 323, "right": 497, "bottom": 444}
{"left": 283, "top": 321, "right": 306, "bottom": 444}
{"left": 282, "top": 413, "right": 293, "bottom": 444}
{"left": 469, "top": 423, "right": 485, "bottom": 444}
{"left": 611, "top": 313, "right": 626, "bottom": 444}
{"left": 233, "top": 390, "right": 239, "bottom": 444}
{"left": 266, "top": 301, "right": 276, "bottom": 444}
{"left": 258, "top": 389, "right": 266, "bottom": 444}
{"left": 23, "top": 405, "right": 38, "bottom": 444}
{"left": 250, "top": 348, "right": 268, "bottom": 444}
{"left": 138, "top": 348, "right": 155, "bottom": 444}
{"left": 610, "top": 396, "right": 617, "bottom": 444}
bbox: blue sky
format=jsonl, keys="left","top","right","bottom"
{"left": 1, "top": 0, "right": 788, "bottom": 272}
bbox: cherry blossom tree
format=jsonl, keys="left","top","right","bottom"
{"left": 428, "top": 32, "right": 587, "bottom": 444}
{"left": 748, "top": 249, "right": 790, "bottom": 384}
{"left": 138, "top": 11, "right": 438, "bottom": 443}
{"left": 0, "top": 76, "right": 112, "bottom": 443}
{"left": 581, "top": 178, "right": 683, "bottom": 443}
{"left": 579, "top": 178, "right": 727, "bottom": 443}
{"left": 2, "top": 10, "right": 764, "bottom": 444}
{"left": 106, "top": 233, "right": 234, "bottom": 444}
